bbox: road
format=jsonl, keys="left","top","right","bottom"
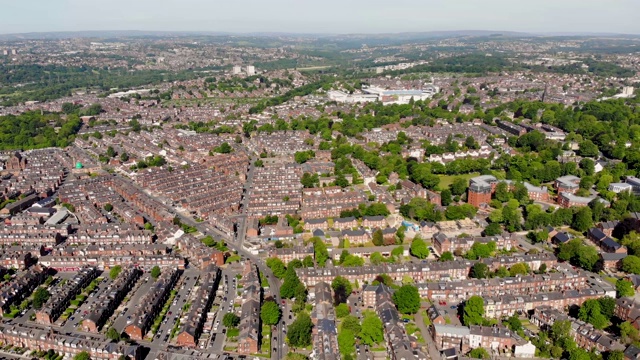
{"left": 235, "top": 157, "right": 257, "bottom": 248}
{"left": 208, "top": 269, "right": 239, "bottom": 352}
{"left": 113, "top": 170, "right": 286, "bottom": 359}
{"left": 60, "top": 276, "right": 111, "bottom": 332}
{"left": 152, "top": 268, "right": 198, "bottom": 346}
{"left": 112, "top": 272, "right": 155, "bottom": 333}
{"left": 415, "top": 311, "right": 441, "bottom": 360}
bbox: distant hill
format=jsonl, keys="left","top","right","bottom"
{"left": 0, "top": 29, "right": 637, "bottom": 41}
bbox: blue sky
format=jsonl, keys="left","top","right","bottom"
{"left": 1, "top": 0, "right": 639, "bottom": 35}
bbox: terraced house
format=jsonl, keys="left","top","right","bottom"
{"left": 81, "top": 266, "right": 141, "bottom": 333}
{"left": 124, "top": 267, "right": 179, "bottom": 340}
{"left": 36, "top": 265, "right": 98, "bottom": 325}
{"left": 176, "top": 265, "right": 220, "bottom": 348}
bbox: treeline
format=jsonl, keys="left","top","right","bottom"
{"left": 386, "top": 54, "right": 517, "bottom": 75}
{"left": 249, "top": 78, "right": 331, "bottom": 114}
{"left": 525, "top": 58, "right": 636, "bottom": 78}
{"left": 0, "top": 64, "right": 203, "bottom": 106}
{"left": 0, "top": 111, "right": 82, "bottom": 150}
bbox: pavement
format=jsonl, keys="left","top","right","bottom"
{"left": 151, "top": 268, "right": 198, "bottom": 345}
{"left": 112, "top": 272, "right": 155, "bottom": 333}
{"left": 60, "top": 276, "right": 111, "bottom": 333}
{"left": 112, "top": 170, "right": 286, "bottom": 359}
{"left": 415, "top": 311, "right": 441, "bottom": 360}
{"left": 207, "top": 269, "right": 239, "bottom": 352}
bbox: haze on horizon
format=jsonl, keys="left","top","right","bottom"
{"left": 1, "top": 0, "right": 639, "bottom": 35}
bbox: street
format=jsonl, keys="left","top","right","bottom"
{"left": 114, "top": 169, "right": 286, "bottom": 359}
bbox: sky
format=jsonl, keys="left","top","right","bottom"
{"left": 1, "top": 0, "right": 639, "bottom": 35}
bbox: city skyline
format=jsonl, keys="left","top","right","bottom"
{"left": 1, "top": 0, "right": 639, "bottom": 35}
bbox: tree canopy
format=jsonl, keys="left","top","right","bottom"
{"left": 392, "top": 285, "right": 421, "bottom": 314}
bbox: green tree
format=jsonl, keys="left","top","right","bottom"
{"left": 620, "top": 321, "right": 639, "bottom": 343}
{"left": 223, "top": 313, "right": 240, "bottom": 328}
{"left": 360, "top": 311, "right": 384, "bottom": 345}
{"left": 494, "top": 266, "right": 510, "bottom": 278}
{"left": 608, "top": 350, "right": 625, "bottom": 360}
{"left": 470, "top": 263, "right": 489, "bottom": 279}
{"left": 261, "top": 301, "right": 281, "bottom": 326}
{"left": 266, "top": 257, "right": 287, "bottom": 279}
{"left": 73, "top": 352, "right": 91, "bottom": 360}
{"left": 32, "top": 287, "right": 50, "bottom": 309}
{"left": 370, "top": 252, "right": 384, "bottom": 265}
{"left": 372, "top": 229, "right": 384, "bottom": 246}
{"left": 212, "top": 142, "right": 233, "bottom": 154}
{"left": 336, "top": 303, "right": 350, "bottom": 318}
{"left": 462, "top": 296, "right": 485, "bottom": 326}
{"left": 483, "top": 222, "right": 502, "bottom": 236}
{"left": 106, "top": 146, "right": 116, "bottom": 158}
{"left": 281, "top": 267, "right": 303, "bottom": 299}
{"left": 410, "top": 237, "right": 429, "bottom": 259}
{"left": 578, "top": 299, "right": 608, "bottom": 329}
{"left": 569, "top": 348, "right": 591, "bottom": 360}
{"left": 332, "top": 276, "right": 353, "bottom": 305}
{"left": 150, "top": 266, "right": 161, "bottom": 279}
{"left": 504, "top": 314, "right": 523, "bottom": 335}
{"left": 622, "top": 255, "right": 640, "bottom": 275}
{"left": 469, "top": 348, "right": 490, "bottom": 359}
{"left": 616, "top": 279, "right": 635, "bottom": 298}
{"left": 396, "top": 226, "right": 405, "bottom": 244}
{"left": 341, "top": 315, "right": 362, "bottom": 335}
{"left": 494, "top": 182, "right": 511, "bottom": 202}
{"left": 440, "top": 189, "right": 452, "bottom": 206}
{"left": 106, "top": 327, "right": 121, "bottom": 341}
{"left": 287, "top": 313, "right": 313, "bottom": 348}
{"left": 450, "top": 177, "right": 468, "bottom": 196}
{"left": 337, "top": 329, "right": 356, "bottom": 356}
{"left": 392, "top": 285, "right": 421, "bottom": 314}
{"left": 509, "top": 263, "right": 530, "bottom": 277}
{"left": 103, "top": 203, "right": 113, "bottom": 212}
{"left": 314, "top": 238, "right": 330, "bottom": 267}
{"left": 598, "top": 297, "right": 616, "bottom": 319}
{"left": 440, "top": 251, "right": 454, "bottom": 262}
{"left": 109, "top": 265, "right": 122, "bottom": 280}
{"left": 572, "top": 206, "right": 593, "bottom": 232}
{"left": 302, "top": 255, "right": 314, "bottom": 267}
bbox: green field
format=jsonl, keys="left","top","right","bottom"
{"left": 437, "top": 173, "right": 480, "bottom": 189}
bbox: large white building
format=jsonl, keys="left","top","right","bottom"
{"left": 328, "top": 85, "right": 439, "bottom": 105}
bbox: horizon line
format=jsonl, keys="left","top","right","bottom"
{"left": 1, "top": 29, "right": 640, "bottom": 38}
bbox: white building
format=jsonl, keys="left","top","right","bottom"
{"left": 328, "top": 84, "right": 439, "bottom": 105}
{"left": 245, "top": 66, "right": 256, "bottom": 76}
{"left": 626, "top": 176, "right": 640, "bottom": 194}
{"left": 609, "top": 183, "right": 633, "bottom": 194}
{"left": 232, "top": 66, "right": 242, "bottom": 75}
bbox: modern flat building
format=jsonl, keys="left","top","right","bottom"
{"left": 626, "top": 176, "right": 640, "bottom": 195}
{"left": 468, "top": 175, "right": 498, "bottom": 207}
{"left": 609, "top": 182, "right": 633, "bottom": 193}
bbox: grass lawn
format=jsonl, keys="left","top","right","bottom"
{"left": 420, "top": 310, "right": 432, "bottom": 327}
{"left": 437, "top": 173, "right": 480, "bottom": 189}
{"left": 260, "top": 324, "right": 271, "bottom": 355}
{"left": 405, "top": 323, "right": 425, "bottom": 343}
